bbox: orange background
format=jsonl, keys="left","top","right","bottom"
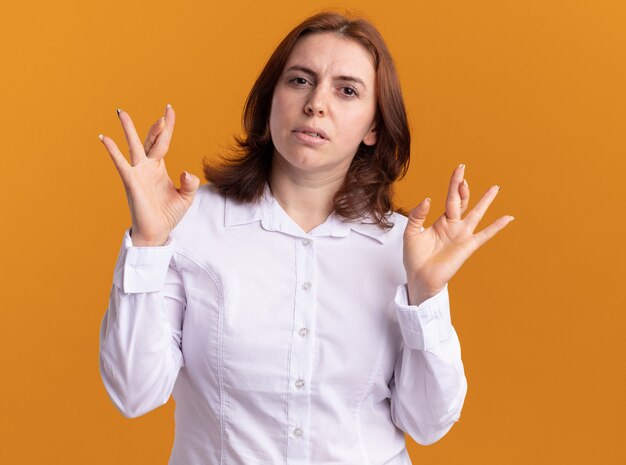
{"left": 1, "top": 0, "right": 624, "bottom": 463}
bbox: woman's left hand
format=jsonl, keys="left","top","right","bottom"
{"left": 403, "top": 164, "right": 515, "bottom": 306}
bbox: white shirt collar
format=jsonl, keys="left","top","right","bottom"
{"left": 223, "top": 184, "right": 392, "bottom": 244}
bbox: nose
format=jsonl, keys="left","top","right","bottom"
{"left": 304, "top": 87, "right": 327, "bottom": 116}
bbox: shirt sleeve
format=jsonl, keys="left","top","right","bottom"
{"left": 389, "top": 283, "right": 468, "bottom": 445}
{"left": 99, "top": 228, "right": 186, "bottom": 418}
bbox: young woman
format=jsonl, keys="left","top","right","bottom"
{"left": 98, "top": 11, "right": 513, "bottom": 465}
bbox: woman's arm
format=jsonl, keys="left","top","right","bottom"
{"left": 97, "top": 105, "right": 200, "bottom": 417}
{"left": 391, "top": 164, "right": 511, "bottom": 443}
{"left": 389, "top": 284, "right": 467, "bottom": 445}
{"left": 99, "top": 229, "right": 185, "bottom": 418}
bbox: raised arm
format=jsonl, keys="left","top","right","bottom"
{"left": 97, "top": 105, "right": 200, "bottom": 417}
{"left": 390, "top": 164, "right": 514, "bottom": 443}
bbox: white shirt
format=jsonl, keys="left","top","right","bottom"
{"left": 99, "top": 184, "right": 467, "bottom": 465}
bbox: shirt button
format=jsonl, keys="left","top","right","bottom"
{"left": 302, "top": 282, "right": 312, "bottom": 291}
{"left": 295, "top": 378, "right": 305, "bottom": 389}
{"left": 293, "top": 427, "right": 303, "bottom": 438}
{"left": 302, "top": 239, "right": 311, "bottom": 246}
{"left": 298, "top": 327, "right": 309, "bottom": 337}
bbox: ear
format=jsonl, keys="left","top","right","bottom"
{"left": 362, "top": 121, "right": 377, "bottom": 146}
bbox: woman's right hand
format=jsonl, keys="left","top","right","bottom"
{"left": 99, "top": 104, "right": 200, "bottom": 246}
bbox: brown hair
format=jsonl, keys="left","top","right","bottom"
{"left": 202, "top": 11, "right": 411, "bottom": 228}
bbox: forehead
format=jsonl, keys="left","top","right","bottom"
{"left": 285, "top": 33, "right": 375, "bottom": 82}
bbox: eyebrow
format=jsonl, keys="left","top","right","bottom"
{"left": 285, "top": 65, "right": 368, "bottom": 89}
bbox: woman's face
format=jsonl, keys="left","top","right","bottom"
{"left": 269, "top": 32, "right": 377, "bottom": 179}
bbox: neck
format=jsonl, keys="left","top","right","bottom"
{"left": 269, "top": 156, "right": 347, "bottom": 233}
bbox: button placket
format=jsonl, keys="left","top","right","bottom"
{"left": 286, "top": 237, "right": 316, "bottom": 461}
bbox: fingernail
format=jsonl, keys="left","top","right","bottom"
{"left": 165, "top": 103, "right": 172, "bottom": 115}
{"left": 98, "top": 134, "right": 104, "bottom": 140}
{"left": 509, "top": 216, "right": 515, "bottom": 221}
{"left": 426, "top": 197, "right": 431, "bottom": 203}
{"left": 183, "top": 171, "right": 190, "bottom": 181}
{"left": 463, "top": 179, "right": 468, "bottom": 188}
{"left": 459, "top": 163, "right": 465, "bottom": 169}
{"left": 116, "top": 108, "right": 121, "bottom": 117}
{"left": 495, "top": 185, "right": 501, "bottom": 191}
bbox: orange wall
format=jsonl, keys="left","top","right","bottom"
{"left": 1, "top": 0, "right": 624, "bottom": 463}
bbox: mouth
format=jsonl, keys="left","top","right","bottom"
{"left": 292, "top": 126, "right": 329, "bottom": 140}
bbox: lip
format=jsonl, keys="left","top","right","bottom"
{"left": 292, "top": 126, "right": 329, "bottom": 141}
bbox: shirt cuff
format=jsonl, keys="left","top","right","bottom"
{"left": 394, "top": 284, "right": 453, "bottom": 351}
{"left": 112, "top": 228, "right": 175, "bottom": 294}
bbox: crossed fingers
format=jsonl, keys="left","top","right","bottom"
{"left": 441, "top": 164, "right": 513, "bottom": 248}
{"left": 99, "top": 104, "right": 175, "bottom": 183}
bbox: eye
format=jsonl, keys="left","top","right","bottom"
{"left": 340, "top": 86, "right": 359, "bottom": 97}
{"left": 288, "top": 76, "right": 310, "bottom": 86}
